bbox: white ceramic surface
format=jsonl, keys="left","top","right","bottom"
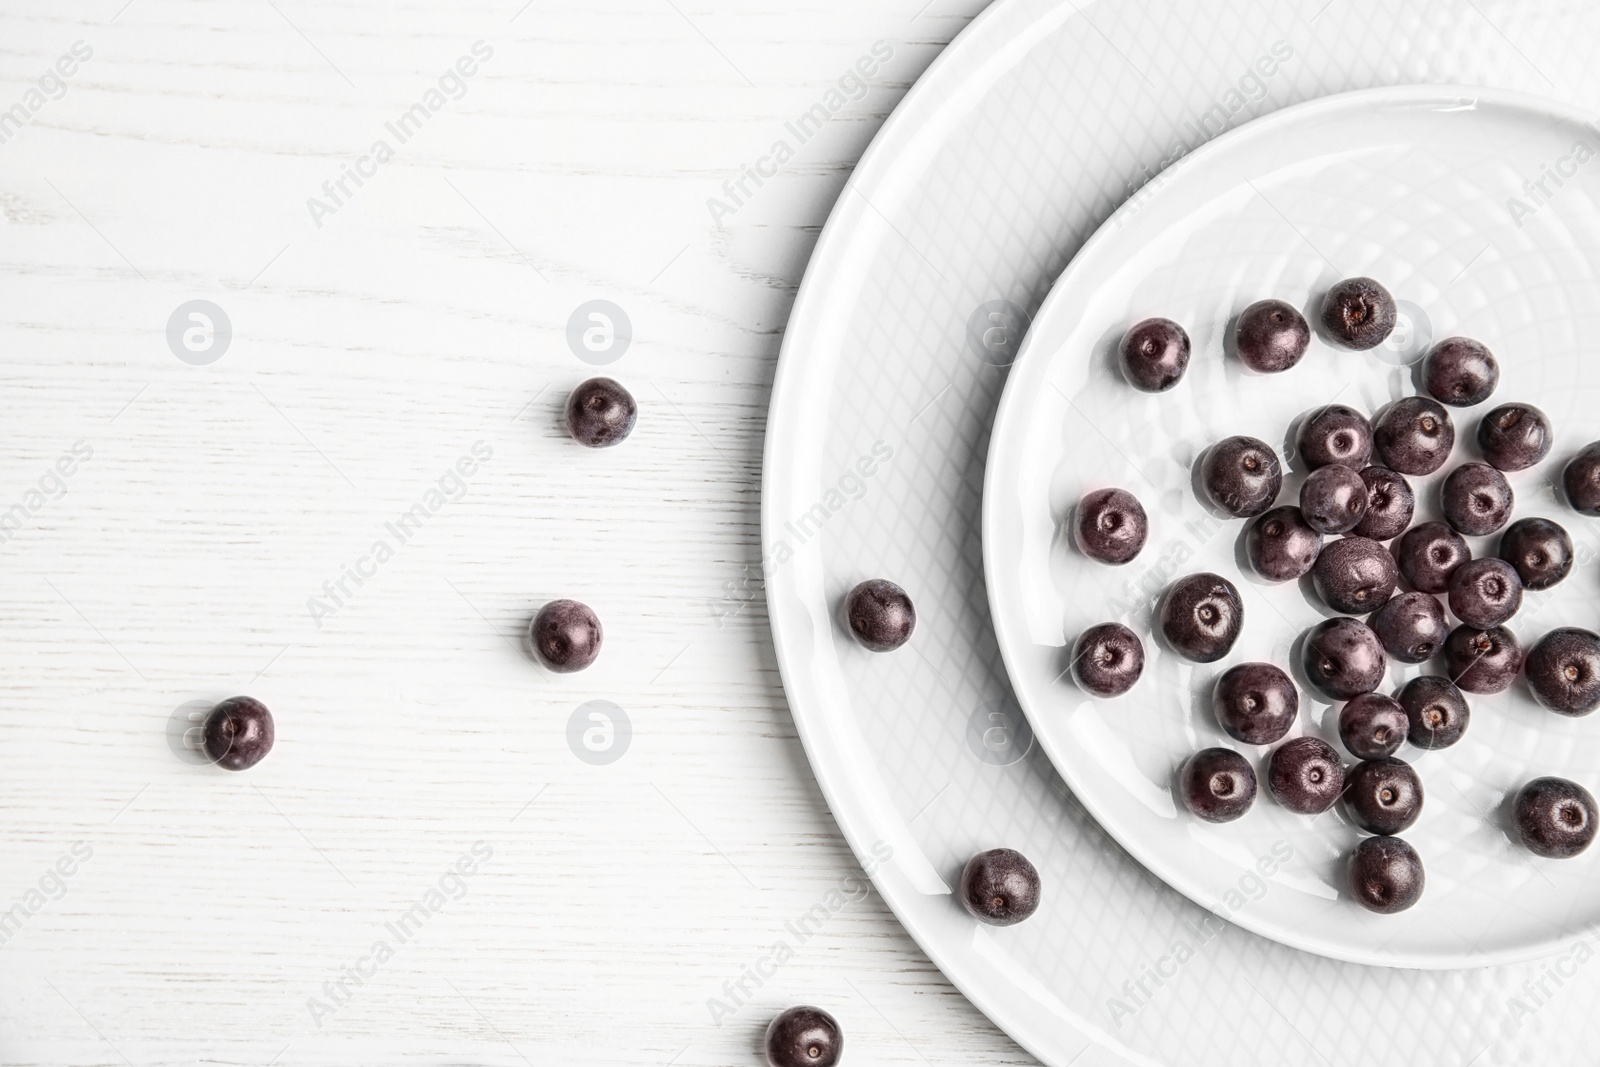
{"left": 765, "top": 1, "right": 1600, "bottom": 1064}
{"left": 984, "top": 85, "right": 1600, "bottom": 969}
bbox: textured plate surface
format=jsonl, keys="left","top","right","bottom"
{"left": 764, "top": 1, "right": 1600, "bottom": 1064}
{"left": 985, "top": 85, "right": 1600, "bottom": 970}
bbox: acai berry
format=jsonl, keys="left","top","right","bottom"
{"left": 1303, "top": 617, "right": 1387, "bottom": 700}
{"left": 565, "top": 377, "right": 637, "bottom": 448}
{"left": 765, "top": 1007, "right": 843, "bottom": 1067}
{"left": 1320, "top": 277, "right": 1397, "bottom": 350}
{"left": 1179, "top": 748, "right": 1257, "bottom": 823}
{"left": 1246, "top": 506, "right": 1323, "bottom": 582}
{"left": 1563, "top": 443, "right": 1600, "bottom": 515}
{"left": 1212, "top": 662, "right": 1299, "bottom": 745}
{"left": 1442, "top": 462, "right": 1514, "bottom": 536}
{"left": 1201, "top": 436, "right": 1282, "bottom": 518}
{"left": 530, "top": 599, "right": 604, "bottom": 672}
{"left": 1498, "top": 517, "right": 1573, "bottom": 591}
{"left": 1351, "top": 466, "right": 1414, "bottom": 542}
{"left": 1159, "top": 573, "right": 1244, "bottom": 663}
{"left": 1478, "top": 402, "right": 1553, "bottom": 472}
{"left": 203, "top": 696, "right": 275, "bottom": 771}
{"left": 1514, "top": 777, "right": 1599, "bottom": 859}
{"left": 960, "top": 848, "right": 1042, "bottom": 926}
{"left": 844, "top": 580, "right": 916, "bottom": 653}
{"left": 1398, "top": 676, "right": 1470, "bottom": 750}
{"left": 1396, "top": 521, "right": 1470, "bottom": 594}
{"left": 1071, "top": 623, "right": 1145, "bottom": 698}
{"left": 1267, "top": 736, "right": 1344, "bottom": 815}
{"left": 1444, "top": 624, "right": 1522, "bottom": 694}
{"left": 1349, "top": 835, "right": 1424, "bottom": 914}
{"left": 1344, "top": 756, "right": 1423, "bottom": 835}
{"left": 1300, "top": 464, "right": 1368, "bottom": 535}
{"left": 1338, "top": 693, "right": 1409, "bottom": 760}
{"left": 1118, "top": 317, "right": 1190, "bottom": 392}
{"left": 1235, "top": 298, "right": 1310, "bottom": 373}
{"left": 1312, "top": 535, "right": 1397, "bottom": 615}
{"left": 1524, "top": 627, "right": 1600, "bottom": 715}
{"left": 1422, "top": 337, "right": 1499, "bottom": 407}
{"left": 1295, "top": 404, "right": 1373, "bottom": 470}
{"left": 1073, "top": 487, "right": 1148, "bottom": 565}
{"left": 1370, "top": 591, "right": 1448, "bottom": 665}
{"left": 1373, "top": 397, "right": 1454, "bottom": 476}
{"left": 1447, "top": 558, "right": 1523, "bottom": 629}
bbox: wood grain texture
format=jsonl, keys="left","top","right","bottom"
{"left": 0, "top": 1, "right": 1040, "bottom": 1063}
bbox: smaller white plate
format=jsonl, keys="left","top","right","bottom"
{"left": 984, "top": 85, "right": 1600, "bottom": 969}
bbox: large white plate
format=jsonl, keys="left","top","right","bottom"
{"left": 984, "top": 85, "right": 1600, "bottom": 969}
{"left": 764, "top": 1, "right": 1600, "bottom": 1063}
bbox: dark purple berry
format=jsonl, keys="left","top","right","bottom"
{"left": 1396, "top": 521, "right": 1469, "bottom": 594}
{"left": 1369, "top": 592, "right": 1447, "bottom": 665}
{"left": 1524, "top": 627, "right": 1600, "bottom": 715}
{"left": 1118, "top": 317, "right": 1190, "bottom": 392}
{"left": 1235, "top": 299, "right": 1310, "bottom": 373}
{"left": 564, "top": 378, "right": 636, "bottom": 448}
{"left": 959, "top": 848, "right": 1042, "bottom": 925}
{"left": 1442, "top": 462, "right": 1514, "bottom": 536}
{"left": 844, "top": 580, "right": 915, "bottom": 652}
{"left": 1422, "top": 337, "right": 1499, "bottom": 407}
{"left": 1344, "top": 756, "right": 1423, "bottom": 835}
{"left": 1498, "top": 518, "right": 1574, "bottom": 591}
{"left": 1447, "top": 558, "right": 1522, "bottom": 629}
{"left": 1320, "top": 277, "right": 1397, "bottom": 350}
{"left": 1398, "top": 676, "right": 1469, "bottom": 750}
{"left": 531, "top": 599, "right": 603, "bottom": 671}
{"left": 1178, "top": 748, "right": 1256, "bottom": 823}
{"left": 765, "top": 1007, "right": 843, "bottom": 1067}
{"left": 1303, "top": 617, "right": 1387, "bottom": 700}
{"left": 1349, "top": 835, "right": 1424, "bottom": 913}
{"left": 1312, "top": 535, "right": 1397, "bottom": 614}
{"left": 1478, "top": 403, "right": 1553, "bottom": 472}
{"left": 1373, "top": 397, "right": 1455, "bottom": 476}
{"left": 1071, "top": 623, "right": 1144, "bottom": 697}
{"left": 1563, "top": 443, "right": 1600, "bottom": 515}
{"left": 1514, "top": 777, "right": 1598, "bottom": 859}
{"left": 1212, "top": 662, "right": 1298, "bottom": 745}
{"left": 1351, "top": 466, "right": 1414, "bottom": 541}
{"left": 1299, "top": 464, "right": 1368, "bottom": 535}
{"left": 1201, "top": 436, "right": 1282, "bottom": 517}
{"left": 1073, "top": 488, "right": 1148, "bottom": 564}
{"left": 1444, "top": 624, "right": 1522, "bottom": 694}
{"left": 1159, "top": 573, "right": 1243, "bottom": 663}
{"left": 203, "top": 696, "right": 275, "bottom": 771}
{"left": 1295, "top": 404, "right": 1373, "bottom": 469}
{"left": 1338, "top": 693, "right": 1408, "bottom": 759}
{"left": 1246, "top": 506, "right": 1322, "bottom": 582}
{"left": 1267, "top": 736, "right": 1344, "bottom": 814}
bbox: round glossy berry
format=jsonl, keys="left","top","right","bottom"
{"left": 1422, "top": 337, "right": 1499, "bottom": 407}
{"left": 1320, "top": 277, "right": 1397, "bottom": 350}
{"left": 203, "top": 696, "right": 275, "bottom": 771}
{"left": 1071, "top": 623, "right": 1144, "bottom": 698}
{"left": 1498, "top": 517, "right": 1573, "bottom": 591}
{"left": 1246, "top": 506, "right": 1322, "bottom": 582}
{"left": 1303, "top": 617, "right": 1387, "bottom": 700}
{"left": 844, "top": 580, "right": 915, "bottom": 652}
{"left": 1349, "top": 835, "right": 1424, "bottom": 914}
{"left": 531, "top": 599, "right": 603, "bottom": 672}
{"left": 1447, "top": 558, "right": 1522, "bottom": 629}
{"left": 1338, "top": 693, "right": 1408, "bottom": 760}
{"left": 1073, "top": 488, "right": 1148, "bottom": 565}
{"left": 1373, "top": 397, "right": 1455, "bottom": 476}
{"left": 960, "top": 848, "right": 1042, "bottom": 926}
{"left": 564, "top": 378, "right": 636, "bottom": 448}
{"left": 1352, "top": 466, "right": 1414, "bottom": 541}
{"left": 1295, "top": 404, "right": 1373, "bottom": 470}
{"left": 1563, "top": 443, "right": 1600, "bottom": 515}
{"left": 1212, "top": 662, "right": 1299, "bottom": 745}
{"left": 1369, "top": 591, "right": 1448, "bottom": 665}
{"left": 1118, "top": 317, "right": 1190, "bottom": 392}
{"left": 1178, "top": 748, "right": 1257, "bottom": 823}
{"left": 1201, "top": 436, "right": 1282, "bottom": 517}
{"left": 1267, "top": 736, "right": 1344, "bottom": 815}
{"left": 1312, "top": 536, "right": 1397, "bottom": 614}
{"left": 1235, "top": 299, "right": 1310, "bottom": 373}
{"left": 1398, "top": 676, "right": 1469, "bottom": 750}
{"left": 1442, "top": 462, "right": 1514, "bottom": 536}
{"left": 1514, "top": 778, "right": 1599, "bottom": 859}
{"left": 1159, "top": 573, "right": 1243, "bottom": 663}
{"left": 765, "top": 1007, "right": 843, "bottom": 1067}
{"left": 1478, "top": 402, "right": 1552, "bottom": 472}
{"left": 1396, "top": 521, "right": 1470, "bottom": 594}
{"left": 1444, "top": 624, "right": 1522, "bottom": 694}
{"left": 1344, "top": 756, "right": 1423, "bottom": 835}
{"left": 1524, "top": 627, "right": 1600, "bottom": 715}
{"left": 1299, "top": 464, "right": 1368, "bottom": 535}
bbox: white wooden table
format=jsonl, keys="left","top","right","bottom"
{"left": 0, "top": 1, "right": 1036, "bottom": 1063}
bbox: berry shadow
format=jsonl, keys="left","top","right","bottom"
{"left": 166, "top": 699, "right": 224, "bottom": 768}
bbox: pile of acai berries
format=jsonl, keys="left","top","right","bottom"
{"left": 1070, "top": 278, "right": 1600, "bottom": 915}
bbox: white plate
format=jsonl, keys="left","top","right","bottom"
{"left": 764, "top": 1, "right": 1600, "bottom": 1062}
{"left": 984, "top": 85, "right": 1600, "bottom": 969}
